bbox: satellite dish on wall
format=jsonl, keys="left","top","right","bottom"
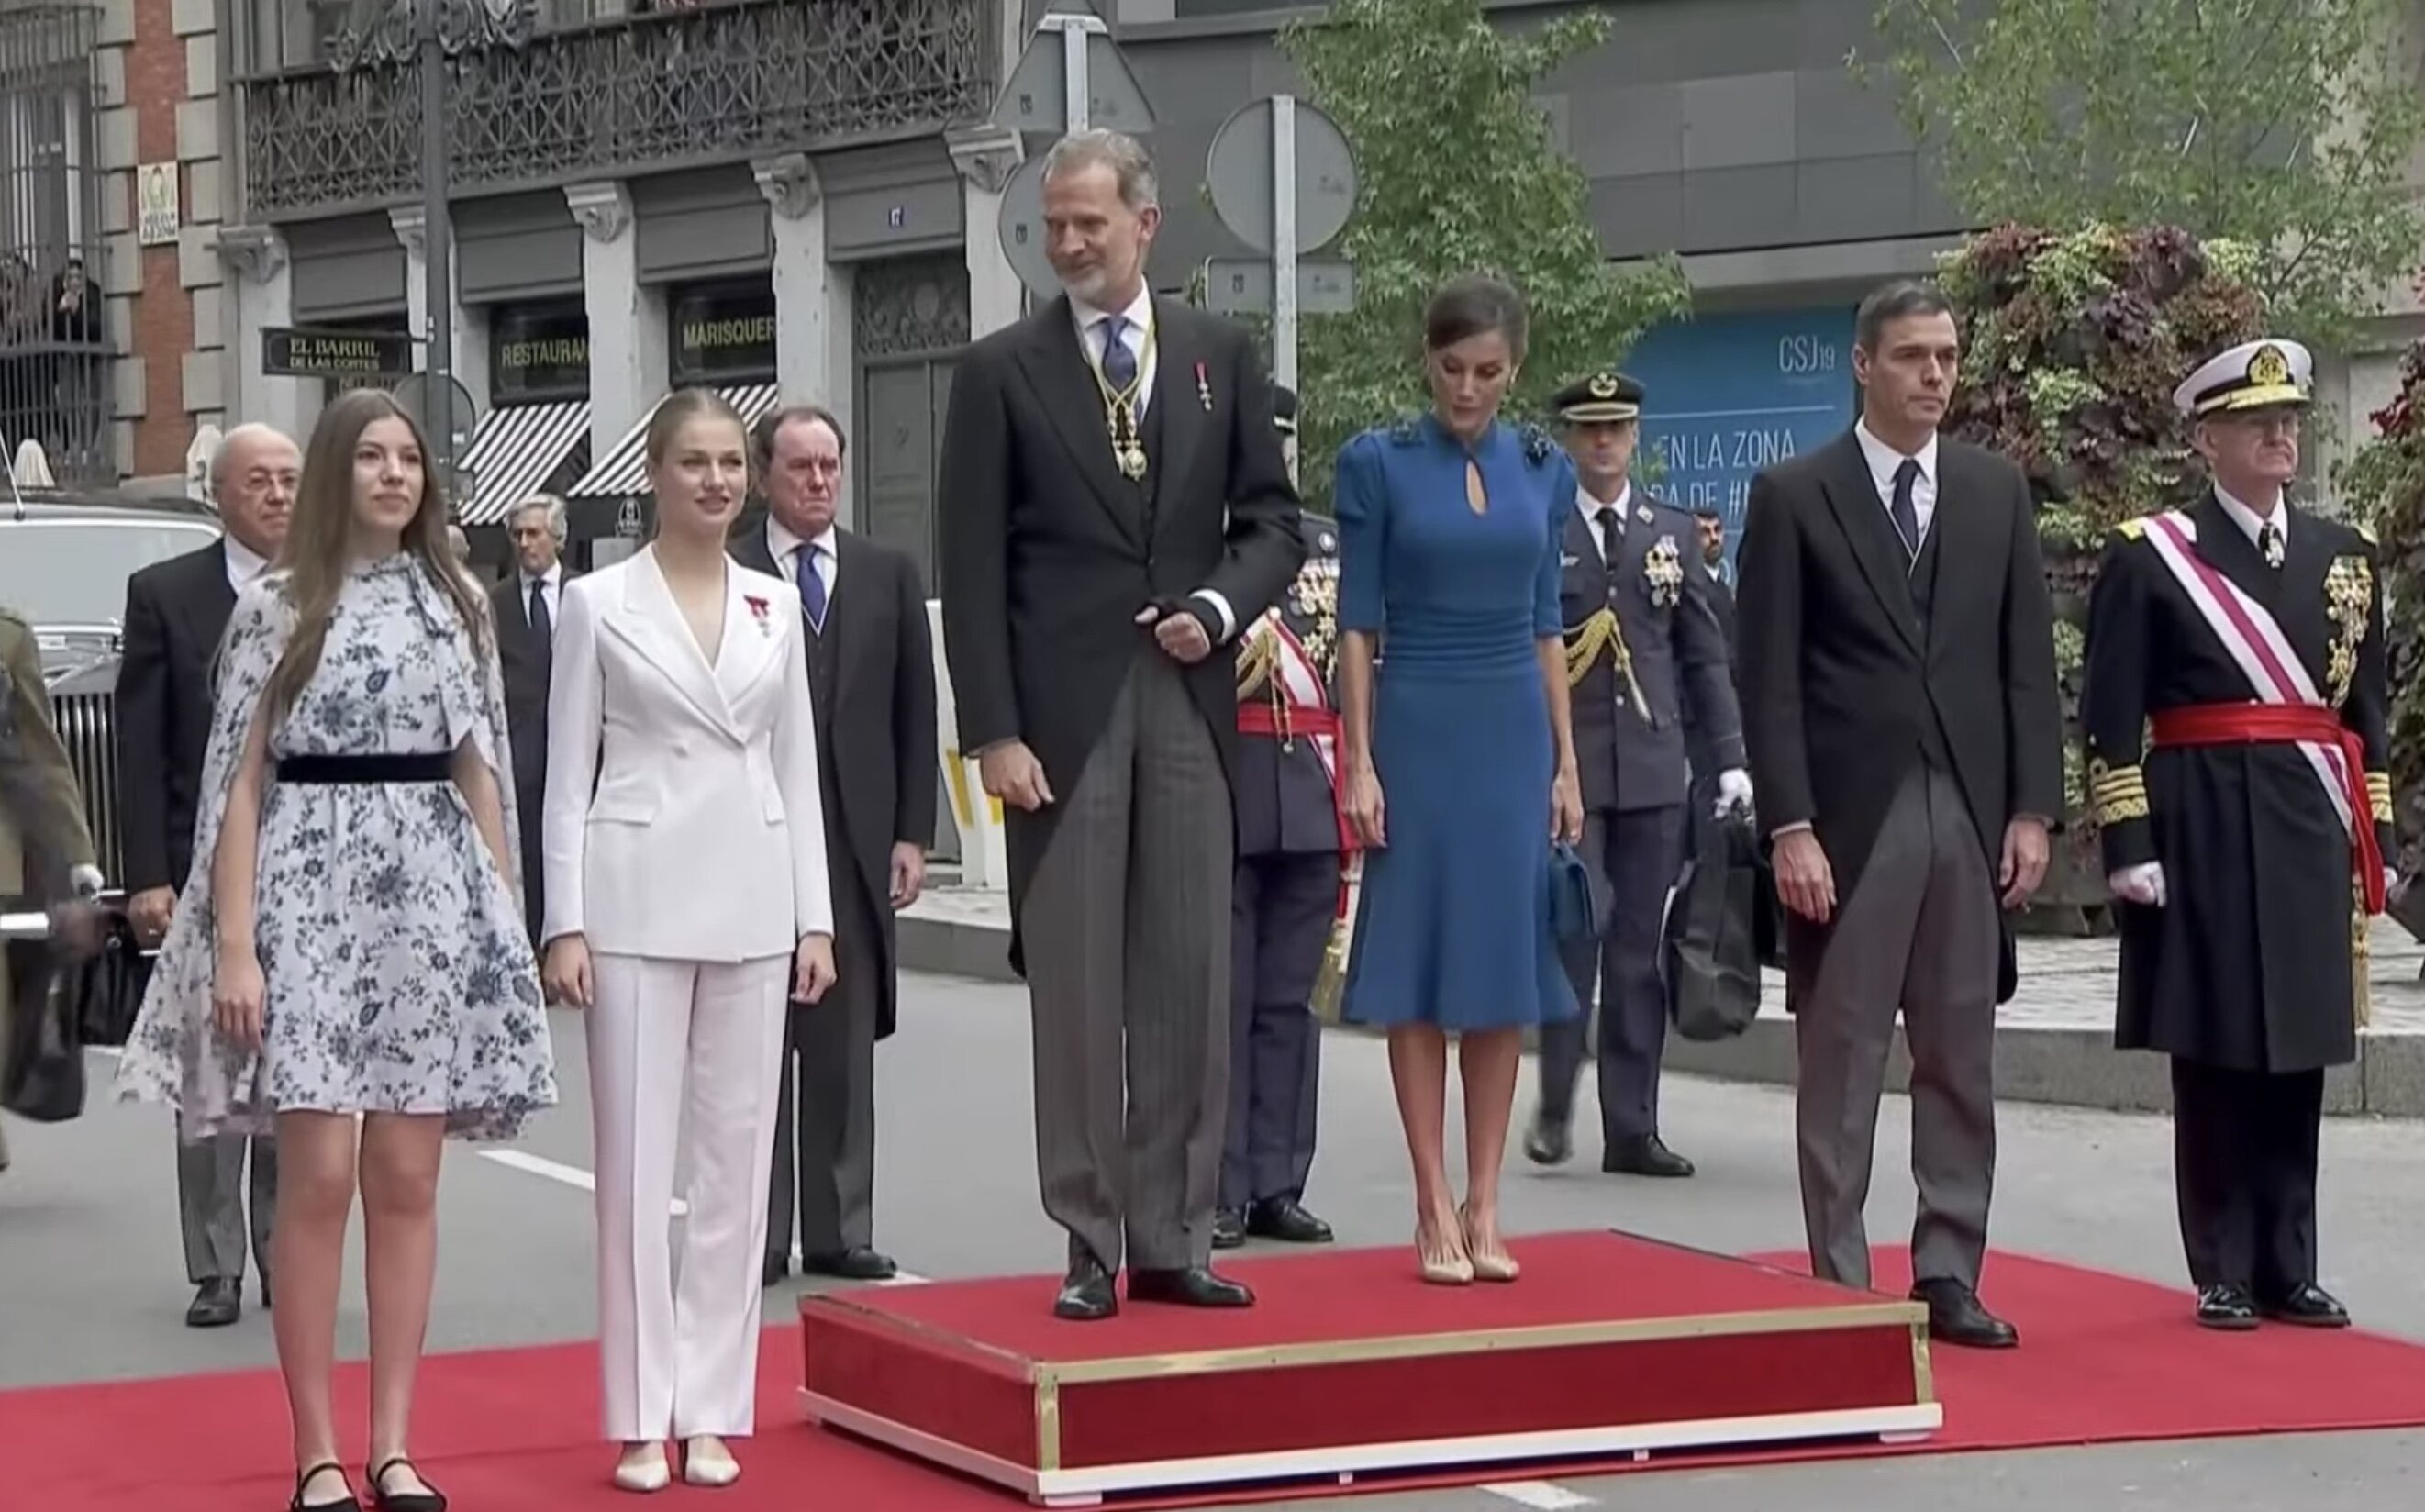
{"left": 188, "top": 423, "right": 224, "bottom": 507}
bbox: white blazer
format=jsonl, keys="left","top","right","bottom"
{"left": 541, "top": 546, "right": 833, "bottom": 963}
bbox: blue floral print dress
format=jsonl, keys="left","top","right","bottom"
{"left": 116, "top": 552, "right": 557, "bottom": 1141}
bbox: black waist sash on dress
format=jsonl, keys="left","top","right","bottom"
{"left": 275, "top": 753, "right": 452, "bottom": 784}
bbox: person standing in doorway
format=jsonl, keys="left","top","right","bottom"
{"left": 1217, "top": 383, "right": 1342, "bottom": 1251}
{"left": 491, "top": 495, "right": 567, "bottom": 946}
{"left": 1736, "top": 279, "right": 2062, "bottom": 1349}
{"left": 2082, "top": 339, "right": 2386, "bottom": 1330}
{"left": 1528, "top": 369, "right": 1749, "bottom": 1181}
{"left": 937, "top": 128, "right": 1304, "bottom": 1320}
{"left": 734, "top": 403, "right": 938, "bottom": 1287}
{"left": 116, "top": 421, "right": 298, "bottom": 1328}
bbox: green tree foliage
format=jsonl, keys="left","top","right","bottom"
{"left": 1276, "top": 0, "right": 1689, "bottom": 507}
{"left": 1867, "top": 0, "right": 2425, "bottom": 346}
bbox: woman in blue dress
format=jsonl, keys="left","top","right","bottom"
{"left": 1336, "top": 274, "right": 1584, "bottom": 1285}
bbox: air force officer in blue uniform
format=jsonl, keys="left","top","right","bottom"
{"left": 1528, "top": 370, "right": 1750, "bottom": 1177}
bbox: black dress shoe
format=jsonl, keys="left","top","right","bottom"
{"left": 1523, "top": 1111, "right": 1573, "bottom": 1166}
{"left": 1603, "top": 1133, "right": 1695, "bottom": 1179}
{"left": 1129, "top": 1266, "right": 1255, "bottom": 1308}
{"left": 1911, "top": 1278, "right": 2019, "bottom": 1349}
{"left": 2259, "top": 1282, "right": 2351, "bottom": 1328}
{"left": 1054, "top": 1256, "right": 1118, "bottom": 1321}
{"left": 290, "top": 1462, "right": 359, "bottom": 1512}
{"left": 805, "top": 1247, "right": 898, "bottom": 1282}
{"left": 365, "top": 1456, "right": 447, "bottom": 1512}
{"left": 1211, "top": 1208, "right": 1247, "bottom": 1250}
{"left": 186, "top": 1277, "right": 241, "bottom": 1329}
{"left": 2196, "top": 1284, "right": 2261, "bottom": 1330}
{"left": 1246, "top": 1198, "right": 1334, "bottom": 1244}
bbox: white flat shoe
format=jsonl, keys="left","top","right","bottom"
{"left": 612, "top": 1444, "right": 670, "bottom": 1493}
{"left": 683, "top": 1437, "right": 740, "bottom": 1488}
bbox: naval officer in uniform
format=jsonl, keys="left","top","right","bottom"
{"left": 1215, "top": 384, "right": 1345, "bottom": 1250}
{"left": 1527, "top": 369, "right": 1751, "bottom": 1178}
{"left": 2082, "top": 337, "right": 2390, "bottom": 1329}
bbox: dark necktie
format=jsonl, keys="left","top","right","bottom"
{"left": 1596, "top": 506, "right": 1624, "bottom": 599}
{"left": 795, "top": 543, "right": 827, "bottom": 633}
{"left": 1099, "top": 315, "right": 1137, "bottom": 390}
{"left": 1889, "top": 457, "right": 1922, "bottom": 561}
{"left": 2259, "top": 520, "right": 2285, "bottom": 570}
{"left": 526, "top": 578, "right": 551, "bottom": 646}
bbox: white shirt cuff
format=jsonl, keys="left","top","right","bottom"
{"left": 1192, "top": 590, "right": 1237, "bottom": 642}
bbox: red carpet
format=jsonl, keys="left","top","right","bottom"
{"left": 15, "top": 1243, "right": 2425, "bottom": 1510}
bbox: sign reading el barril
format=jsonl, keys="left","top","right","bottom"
{"left": 262, "top": 326, "right": 414, "bottom": 380}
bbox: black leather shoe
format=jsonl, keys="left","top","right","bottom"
{"left": 1054, "top": 1256, "right": 1118, "bottom": 1321}
{"left": 1247, "top": 1198, "right": 1334, "bottom": 1244}
{"left": 2259, "top": 1282, "right": 2351, "bottom": 1328}
{"left": 1603, "top": 1133, "right": 1695, "bottom": 1178}
{"left": 1129, "top": 1266, "right": 1255, "bottom": 1308}
{"left": 1211, "top": 1208, "right": 1247, "bottom": 1249}
{"left": 2196, "top": 1284, "right": 2261, "bottom": 1330}
{"left": 805, "top": 1247, "right": 898, "bottom": 1282}
{"left": 1523, "top": 1111, "right": 1573, "bottom": 1166}
{"left": 186, "top": 1277, "right": 241, "bottom": 1329}
{"left": 364, "top": 1456, "right": 446, "bottom": 1512}
{"left": 290, "top": 1462, "right": 358, "bottom": 1512}
{"left": 1911, "top": 1278, "right": 2018, "bottom": 1349}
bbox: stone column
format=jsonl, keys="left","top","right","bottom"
{"left": 565, "top": 181, "right": 665, "bottom": 464}
{"left": 950, "top": 126, "right": 1027, "bottom": 342}
{"left": 755, "top": 152, "right": 857, "bottom": 521}
{"left": 215, "top": 224, "right": 309, "bottom": 445}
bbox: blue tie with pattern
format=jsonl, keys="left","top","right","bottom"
{"left": 795, "top": 543, "right": 826, "bottom": 633}
{"left": 1099, "top": 315, "right": 1136, "bottom": 389}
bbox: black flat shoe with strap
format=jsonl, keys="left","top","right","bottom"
{"left": 365, "top": 1457, "right": 447, "bottom": 1512}
{"left": 290, "top": 1462, "right": 359, "bottom": 1512}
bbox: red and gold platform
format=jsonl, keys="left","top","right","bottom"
{"left": 796, "top": 1229, "right": 1938, "bottom": 1506}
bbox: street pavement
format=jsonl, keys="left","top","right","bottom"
{"left": 5, "top": 971, "right": 2425, "bottom": 1508}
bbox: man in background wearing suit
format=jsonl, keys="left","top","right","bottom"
{"left": 1736, "top": 280, "right": 2062, "bottom": 1349}
{"left": 1216, "top": 384, "right": 1340, "bottom": 1251}
{"left": 117, "top": 421, "right": 296, "bottom": 1328}
{"left": 939, "top": 128, "right": 1303, "bottom": 1320}
{"left": 736, "top": 405, "right": 937, "bottom": 1285}
{"left": 1685, "top": 503, "right": 1740, "bottom": 832}
{"left": 491, "top": 495, "right": 567, "bottom": 944}
{"left": 1530, "top": 369, "right": 1750, "bottom": 1181}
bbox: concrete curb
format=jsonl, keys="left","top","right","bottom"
{"left": 896, "top": 908, "right": 2425, "bottom": 1118}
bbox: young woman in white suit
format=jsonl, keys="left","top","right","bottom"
{"left": 539, "top": 388, "right": 837, "bottom": 1493}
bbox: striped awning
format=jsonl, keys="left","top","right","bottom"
{"left": 563, "top": 383, "right": 784, "bottom": 500}
{"left": 454, "top": 399, "right": 593, "bottom": 526}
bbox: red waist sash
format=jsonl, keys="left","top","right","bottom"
{"left": 1237, "top": 701, "right": 1357, "bottom": 917}
{"left": 2149, "top": 702, "right": 2385, "bottom": 914}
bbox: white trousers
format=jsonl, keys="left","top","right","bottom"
{"left": 589, "top": 951, "right": 789, "bottom": 1442}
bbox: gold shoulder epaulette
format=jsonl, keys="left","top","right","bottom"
{"left": 2368, "top": 769, "right": 2394, "bottom": 826}
{"left": 2087, "top": 756, "right": 2150, "bottom": 826}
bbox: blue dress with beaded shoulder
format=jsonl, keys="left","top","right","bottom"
{"left": 1334, "top": 414, "right": 1581, "bottom": 1032}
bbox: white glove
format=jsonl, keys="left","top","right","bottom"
{"left": 2386, "top": 868, "right": 2402, "bottom": 906}
{"left": 1715, "top": 768, "right": 1754, "bottom": 818}
{"left": 2108, "top": 862, "right": 2165, "bottom": 907}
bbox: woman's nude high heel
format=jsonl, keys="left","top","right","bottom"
{"left": 1417, "top": 1217, "right": 1474, "bottom": 1284}
{"left": 1460, "top": 1204, "right": 1520, "bottom": 1283}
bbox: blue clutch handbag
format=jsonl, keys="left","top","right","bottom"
{"left": 1547, "top": 840, "right": 1600, "bottom": 945}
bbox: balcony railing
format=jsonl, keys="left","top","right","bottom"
{"left": 241, "top": 0, "right": 997, "bottom": 220}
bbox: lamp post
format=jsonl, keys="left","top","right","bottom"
{"left": 329, "top": 0, "right": 533, "bottom": 497}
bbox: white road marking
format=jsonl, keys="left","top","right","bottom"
{"left": 1479, "top": 1483, "right": 1596, "bottom": 1509}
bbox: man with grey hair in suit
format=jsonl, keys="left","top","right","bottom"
{"left": 940, "top": 128, "right": 1304, "bottom": 1320}
{"left": 492, "top": 495, "right": 567, "bottom": 944}
{"left": 117, "top": 420, "right": 296, "bottom": 1326}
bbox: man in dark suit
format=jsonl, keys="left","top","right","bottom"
{"left": 1529, "top": 369, "right": 1749, "bottom": 1181}
{"left": 1216, "top": 384, "right": 1341, "bottom": 1251}
{"left": 117, "top": 421, "right": 296, "bottom": 1328}
{"left": 1736, "top": 280, "right": 2062, "bottom": 1349}
{"left": 938, "top": 128, "right": 1304, "bottom": 1320}
{"left": 1685, "top": 503, "right": 1741, "bottom": 835}
{"left": 735, "top": 404, "right": 937, "bottom": 1286}
{"left": 489, "top": 495, "right": 566, "bottom": 944}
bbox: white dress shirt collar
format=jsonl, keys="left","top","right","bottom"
{"left": 1069, "top": 284, "right": 1155, "bottom": 348}
{"left": 2213, "top": 483, "right": 2287, "bottom": 549}
{"left": 1854, "top": 417, "right": 1938, "bottom": 491}
{"left": 765, "top": 516, "right": 839, "bottom": 581}
{"left": 223, "top": 535, "right": 269, "bottom": 589}
{"left": 1574, "top": 480, "right": 1632, "bottom": 559}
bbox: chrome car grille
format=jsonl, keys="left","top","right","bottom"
{"left": 49, "top": 690, "right": 121, "bottom": 887}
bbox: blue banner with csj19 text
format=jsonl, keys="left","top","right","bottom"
{"left": 1623, "top": 306, "right": 1858, "bottom": 569}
